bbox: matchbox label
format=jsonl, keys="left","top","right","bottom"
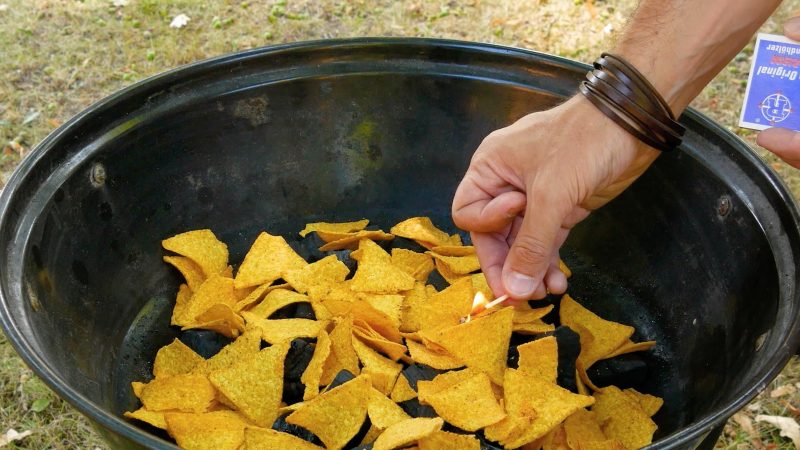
{"left": 740, "top": 33, "right": 800, "bottom": 131}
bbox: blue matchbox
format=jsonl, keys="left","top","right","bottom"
{"left": 740, "top": 33, "right": 800, "bottom": 131}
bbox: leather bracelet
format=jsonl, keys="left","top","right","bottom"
{"left": 580, "top": 53, "right": 685, "bottom": 152}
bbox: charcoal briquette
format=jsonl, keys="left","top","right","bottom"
{"left": 178, "top": 329, "right": 233, "bottom": 359}
{"left": 401, "top": 364, "right": 441, "bottom": 390}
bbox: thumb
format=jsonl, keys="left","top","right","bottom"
{"left": 785, "top": 16, "right": 800, "bottom": 42}
{"left": 501, "top": 195, "right": 565, "bottom": 299}
{"left": 757, "top": 127, "right": 800, "bottom": 168}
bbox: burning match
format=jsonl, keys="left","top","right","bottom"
{"left": 461, "top": 292, "right": 510, "bottom": 323}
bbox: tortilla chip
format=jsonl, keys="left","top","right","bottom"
{"left": 248, "top": 289, "right": 311, "bottom": 319}
{"left": 422, "top": 371, "right": 505, "bottom": 431}
{"left": 501, "top": 369, "right": 595, "bottom": 448}
{"left": 318, "top": 230, "right": 395, "bottom": 251}
{"left": 400, "top": 283, "right": 430, "bottom": 333}
{"left": 187, "top": 303, "right": 245, "bottom": 338}
{"left": 286, "top": 375, "right": 371, "bottom": 450}
{"left": 132, "top": 381, "right": 146, "bottom": 399}
{"left": 540, "top": 424, "right": 569, "bottom": 450}
{"left": 164, "top": 255, "right": 206, "bottom": 291}
{"left": 209, "top": 343, "right": 289, "bottom": 427}
{"left": 434, "top": 258, "right": 467, "bottom": 284}
{"left": 320, "top": 316, "right": 361, "bottom": 385}
{"left": 360, "top": 425, "right": 383, "bottom": 446}
{"left": 390, "top": 217, "right": 451, "bottom": 248}
{"left": 162, "top": 229, "right": 229, "bottom": 278}
{"left": 390, "top": 374, "right": 418, "bottom": 402}
{"left": 419, "top": 306, "right": 513, "bottom": 385}
{"left": 418, "top": 431, "right": 481, "bottom": 450}
{"left": 391, "top": 249, "right": 435, "bottom": 282}
{"left": 470, "top": 273, "right": 493, "bottom": 299}
{"left": 234, "top": 283, "right": 290, "bottom": 312}
{"left": 367, "top": 387, "right": 411, "bottom": 428}
{"left": 194, "top": 328, "right": 262, "bottom": 374}
{"left": 353, "top": 326, "right": 408, "bottom": 361}
{"left": 592, "top": 386, "right": 657, "bottom": 449}
{"left": 180, "top": 275, "right": 237, "bottom": 326}
{"left": 559, "top": 259, "right": 572, "bottom": 278}
{"left": 352, "top": 334, "right": 403, "bottom": 395}
{"left": 517, "top": 336, "right": 558, "bottom": 383}
{"left": 563, "top": 408, "right": 606, "bottom": 446}
{"left": 577, "top": 440, "right": 629, "bottom": 450}
{"left": 299, "top": 219, "right": 370, "bottom": 238}
{"left": 301, "top": 329, "right": 332, "bottom": 401}
{"left": 406, "top": 339, "right": 463, "bottom": 370}
{"left": 153, "top": 338, "right": 205, "bottom": 378}
{"left": 513, "top": 320, "right": 556, "bottom": 335}
{"left": 417, "top": 368, "right": 480, "bottom": 402}
{"left": 140, "top": 374, "right": 216, "bottom": 413}
{"left": 430, "top": 245, "right": 476, "bottom": 257}
{"left": 284, "top": 255, "right": 350, "bottom": 299}
{"left": 351, "top": 239, "right": 416, "bottom": 294}
{"left": 347, "top": 300, "right": 403, "bottom": 344}
{"left": 164, "top": 410, "right": 248, "bottom": 450}
{"left": 244, "top": 428, "right": 324, "bottom": 449}
{"left": 623, "top": 388, "right": 664, "bottom": 417}
{"left": 373, "top": 417, "right": 444, "bottom": 450}
{"left": 428, "top": 253, "right": 481, "bottom": 275}
{"left": 124, "top": 408, "right": 167, "bottom": 430}
{"left": 234, "top": 232, "right": 307, "bottom": 289}
{"left": 243, "top": 313, "right": 324, "bottom": 344}
{"left": 171, "top": 283, "right": 194, "bottom": 326}
{"left": 484, "top": 415, "right": 536, "bottom": 445}
{"left": 418, "top": 277, "right": 474, "bottom": 331}
{"left": 514, "top": 305, "right": 555, "bottom": 323}
{"left": 357, "top": 293, "right": 403, "bottom": 328}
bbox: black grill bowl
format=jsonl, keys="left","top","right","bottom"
{"left": 1, "top": 39, "right": 799, "bottom": 449}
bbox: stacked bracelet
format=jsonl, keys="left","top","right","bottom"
{"left": 579, "top": 53, "right": 685, "bottom": 152}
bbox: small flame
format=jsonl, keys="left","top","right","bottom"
{"left": 461, "top": 292, "right": 511, "bottom": 324}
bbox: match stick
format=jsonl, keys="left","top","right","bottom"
{"left": 483, "top": 294, "right": 509, "bottom": 310}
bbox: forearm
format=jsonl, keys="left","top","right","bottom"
{"left": 615, "top": 0, "right": 782, "bottom": 114}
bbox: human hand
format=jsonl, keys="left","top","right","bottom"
{"left": 452, "top": 96, "right": 660, "bottom": 301}
{"left": 755, "top": 16, "right": 800, "bottom": 168}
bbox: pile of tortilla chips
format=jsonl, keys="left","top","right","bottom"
{"left": 125, "top": 217, "right": 662, "bottom": 450}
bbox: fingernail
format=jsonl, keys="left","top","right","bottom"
{"left": 506, "top": 271, "right": 537, "bottom": 297}
{"left": 786, "top": 18, "right": 800, "bottom": 39}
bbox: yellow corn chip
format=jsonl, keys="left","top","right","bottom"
{"left": 592, "top": 386, "right": 657, "bottom": 449}
{"left": 286, "top": 375, "right": 371, "bottom": 450}
{"left": 140, "top": 374, "right": 216, "bottom": 413}
{"left": 577, "top": 440, "right": 628, "bottom": 450}
{"left": 301, "top": 329, "right": 332, "bottom": 401}
{"left": 406, "top": 339, "right": 463, "bottom": 370}
{"left": 449, "top": 234, "right": 463, "bottom": 245}
{"left": 318, "top": 230, "right": 395, "bottom": 251}
{"left": 124, "top": 408, "right": 167, "bottom": 430}
{"left": 422, "top": 371, "right": 505, "bottom": 431}
{"left": 435, "top": 258, "right": 467, "bottom": 284}
{"left": 353, "top": 334, "right": 403, "bottom": 395}
{"left": 517, "top": 336, "right": 558, "bottom": 383}
{"left": 153, "top": 338, "right": 205, "bottom": 378}
{"left": 391, "top": 249, "right": 435, "bottom": 282}
{"left": 164, "top": 410, "right": 248, "bottom": 450}
{"left": 417, "top": 277, "right": 474, "bottom": 331}
{"left": 209, "top": 343, "right": 289, "bottom": 427}
{"left": 501, "top": 369, "right": 595, "bottom": 448}
{"left": 162, "top": 229, "right": 229, "bottom": 278}
{"left": 284, "top": 255, "right": 350, "bottom": 300}
{"left": 187, "top": 303, "right": 245, "bottom": 338}
{"left": 623, "top": 388, "right": 663, "bottom": 417}
{"left": 390, "top": 374, "right": 418, "bottom": 402}
{"left": 390, "top": 217, "right": 451, "bottom": 247}
{"left": 513, "top": 320, "right": 556, "bottom": 335}
{"left": 351, "top": 240, "right": 416, "bottom": 294}
{"left": 172, "top": 283, "right": 194, "bottom": 326}
{"left": 299, "top": 219, "right": 370, "bottom": 238}
{"left": 419, "top": 306, "right": 513, "bottom": 385}
{"left": 514, "top": 305, "right": 555, "bottom": 323}
{"left": 373, "top": 417, "right": 444, "bottom": 450}
{"left": 418, "top": 431, "right": 481, "bottom": 450}
{"left": 417, "top": 368, "right": 480, "bottom": 402}
{"left": 430, "top": 245, "right": 476, "bottom": 257}
{"left": 243, "top": 314, "right": 324, "bottom": 344}
{"left": 471, "top": 273, "right": 493, "bottom": 299}
{"left": 320, "top": 316, "right": 361, "bottom": 385}
{"left": 234, "top": 232, "right": 307, "bottom": 289}
{"left": 484, "top": 415, "right": 536, "bottom": 445}
{"left": 183, "top": 275, "right": 237, "bottom": 325}
{"left": 559, "top": 259, "right": 572, "bottom": 278}
{"left": 234, "top": 283, "right": 289, "bottom": 312}
{"left": 358, "top": 293, "right": 403, "bottom": 329}
{"left": 164, "top": 256, "right": 206, "bottom": 291}
{"left": 194, "top": 328, "right": 262, "bottom": 375}
{"left": 132, "top": 381, "right": 146, "bottom": 399}
{"left": 367, "top": 387, "right": 411, "bottom": 429}
{"left": 540, "top": 424, "right": 569, "bottom": 450}
{"left": 360, "top": 425, "right": 383, "bottom": 446}
{"left": 400, "top": 283, "right": 430, "bottom": 333}
{"left": 563, "top": 408, "right": 606, "bottom": 446}
{"left": 248, "top": 289, "right": 311, "bottom": 319}
{"left": 353, "top": 326, "right": 408, "bottom": 362}
{"left": 428, "top": 253, "right": 481, "bottom": 275}
{"left": 244, "top": 428, "right": 325, "bottom": 449}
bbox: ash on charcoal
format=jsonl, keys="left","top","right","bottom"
{"left": 588, "top": 353, "right": 648, "bottom": 389}
{"left": 325, "top": 369, "right": 356, "bottom": 391}
{"left": 401, "top": 364, "right": 441, "bottom": 390}
{"left": 272, "top": 414, "right": 323, "bottom": 445}
{"left": 425, "top": 270, "right": 448, "bottom": 291}
{"left": 292, "top": 234, "right": 327, "bottom": 262}
{"left": 398, "top": 397, "right": 438, "bottom": 418}
{"left": 283, "top": 338, "right": 316, "bottom": 404}
{"left": 178, "top": 330, "right": 233, "bottom": 359}
{"left": 553, "top": 326, "right": 581, "bottom": 392}
{"left": 390, "top": 237, "right": 429, "bottom": 253}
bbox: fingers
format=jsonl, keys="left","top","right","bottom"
{"left": 501, "top": 194, "right": 566, "bottom": 300}
{"left": 471, "top": 230, "right": 510, "bottom": 298}
{"left": 785, "top": 16, "right": 800, "bottom": 41}
{"left": 453, "top": 175, "right": 527, "bottom": 232}
{"left": 757, "top": 127, "right": 800, "bottom": 169}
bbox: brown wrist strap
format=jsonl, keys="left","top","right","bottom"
{"left": 580, "top": 53, "right": 685, "bottom": 152}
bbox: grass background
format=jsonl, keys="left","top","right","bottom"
{"left": 0, "top": 0, "right": 799, "bottom": 448}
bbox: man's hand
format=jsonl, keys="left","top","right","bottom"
{"left": 452, "top": 96, "right": 658, "bottom": 301}
{"left": 757, "top": 16, "right": 800, "bottom": 168}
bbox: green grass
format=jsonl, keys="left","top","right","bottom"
{"left": 1, "top": 0, "right": 799, "bottom": 448}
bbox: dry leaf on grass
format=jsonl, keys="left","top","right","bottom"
{"left": 0, "top": 429, "right": 33, "bottom": 446}
{"left": 770, "top": 384, "right": 797, "bottom": 398}
{"left": 732, "top": 412, "right": 756, "bottom": 435}
{"left": 755, "top": 414, "right": 800, "bottom": 448}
